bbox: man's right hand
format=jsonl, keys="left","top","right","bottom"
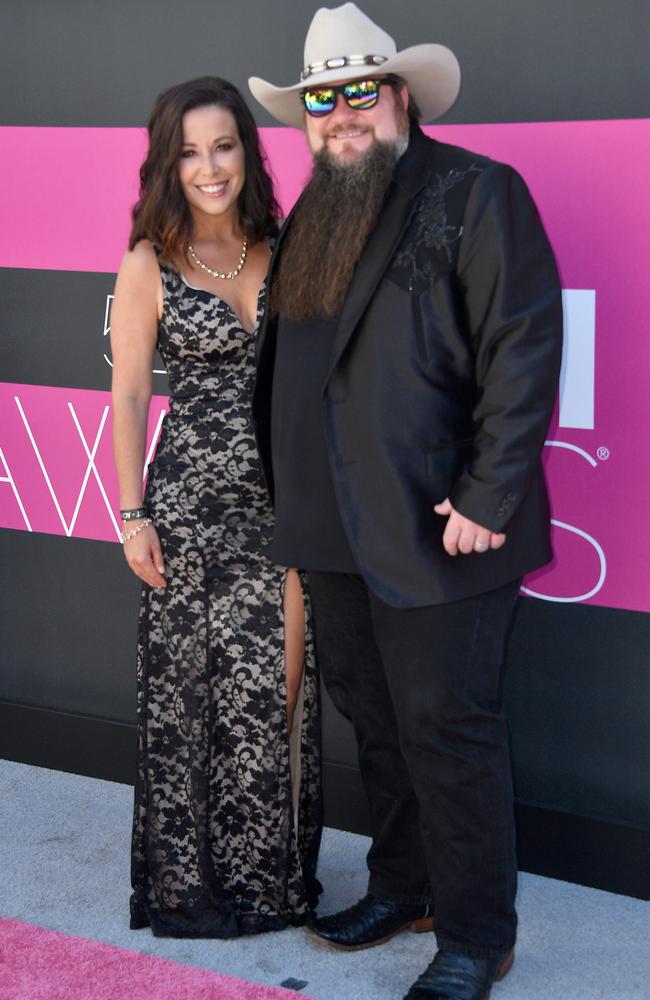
{"left": 434, "top": 498, "right": 506, "bottom": 557}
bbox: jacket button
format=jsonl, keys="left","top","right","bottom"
{"left": 496, "top": 492, "right": 516, "bottom": 518}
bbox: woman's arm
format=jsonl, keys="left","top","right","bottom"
{"left": 111, "top": 240, "right": 166, "bottom": 588}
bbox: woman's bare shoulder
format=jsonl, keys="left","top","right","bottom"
{"left": 114, "top": 242, "right": 163, "bottom": 303}
{"left": 119, "top": 238, "right": 159, "bottom": 275}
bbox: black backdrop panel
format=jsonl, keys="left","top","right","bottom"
{"left": 1, "top": 269, "right": 167, "bottom": 394}
{"left": 322, "top": 598, "right": 650, "bottom": 831}
{"left": 1, "top": 0, "right": 649, "bottom": 127}
{"left": 2, "top": 518, "right": 648, "bottom": 832}
{"left": 505, "top": 600, "right": 650, "bottom": 829}
{"left": 0, "top": 530, "right": 138, "bottom": 721}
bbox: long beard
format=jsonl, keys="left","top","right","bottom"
{"left": 271, "top": 137, "right": 406, "bottom": 321}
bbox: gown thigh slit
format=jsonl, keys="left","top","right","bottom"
{"left": 282, "top": 567, "right": 307, "bottom": 727}
{"left": 130, "top": 262, "right": 322, "bottom": 938}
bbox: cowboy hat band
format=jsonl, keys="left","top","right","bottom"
{"left": 300, "top": 53, "right": 388, "bottom": 82}
{"left": 248, "top": 3, "right": 461, "bottom": 128}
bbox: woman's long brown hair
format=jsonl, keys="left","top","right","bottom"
{"left": 129, "top": 76, "right": 279, "bottom": 261}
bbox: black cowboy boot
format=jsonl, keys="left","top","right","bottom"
{"left": 307, "top": 893, "right": 433, "bottom": 950}
{"left": 403, "top": 948, "right": 515, "bottom": 999}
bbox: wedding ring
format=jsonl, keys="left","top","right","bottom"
{"left": 474, "top": 540, "right": 489, "bottom": 551}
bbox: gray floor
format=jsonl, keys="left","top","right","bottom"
{"left": 2, "top": 758, "right": 649, "bottom": 1000}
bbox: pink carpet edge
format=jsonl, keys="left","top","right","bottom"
{"left": 0, "top": 916, "right": 318, "bottom": 1000}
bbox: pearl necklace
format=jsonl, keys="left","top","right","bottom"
{"left": 187, "top": 238, "right": 248, "bottom": 280}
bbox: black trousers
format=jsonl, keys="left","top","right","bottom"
{"left": 307, "top": 571, "right": 521, "bottom": 959}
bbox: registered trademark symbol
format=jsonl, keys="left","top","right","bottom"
{"left": 597, "top": 447, "right": 610, "bottom": 461}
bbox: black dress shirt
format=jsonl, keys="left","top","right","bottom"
{"left": 270, "top": 313, "right": 357, "bottom": 572}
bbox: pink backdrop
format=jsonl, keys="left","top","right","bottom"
{"left": 1, "top": 120, "right": 649, "bottom": 612}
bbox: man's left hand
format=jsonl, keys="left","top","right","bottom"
{"left": 434, "top": 498, "right": 506, "bottom": 557}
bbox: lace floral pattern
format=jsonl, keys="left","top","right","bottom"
{"left": 130, "top": 261, "right": 322, "bottom": 938}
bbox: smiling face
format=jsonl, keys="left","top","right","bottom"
{"left": 178, "top": 104, "right": 245, "bottom": 223}
{"left": 304, "top": 77, "right": 409, "bottom": 163}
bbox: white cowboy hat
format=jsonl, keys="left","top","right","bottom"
{"left": 248, "top": 2, "right": 460, "bottom": 128}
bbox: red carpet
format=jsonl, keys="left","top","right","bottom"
{"left": 0, "top": 918, "right": 316, "bottom": 999}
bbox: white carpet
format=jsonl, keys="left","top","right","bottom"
{"left": 2, "top": 758, "right": 648, "bottom": 999}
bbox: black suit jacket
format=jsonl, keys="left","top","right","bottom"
{"left": 254, "top": 126, "right": 563, "bottom": 608}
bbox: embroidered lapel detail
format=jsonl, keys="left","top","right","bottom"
{"left": 392, "top": 162, "right": 484, "bottom": 292}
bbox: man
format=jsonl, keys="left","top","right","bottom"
{"left": 249, "top": 4, "right": 562, "bottom": 998}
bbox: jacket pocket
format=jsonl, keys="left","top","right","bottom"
{"left": 412, "top": 293, "right": 430, "bottom": 364}
{"left": 426, "top": 436, "right": 474, "bottom": 455}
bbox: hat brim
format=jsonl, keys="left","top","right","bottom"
{"left": 249, "top": 43, "right": 460, "bottom": 128}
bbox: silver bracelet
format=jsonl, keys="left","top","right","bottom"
{"left": 121, "top": 518, "right": 153, "bottom": 544}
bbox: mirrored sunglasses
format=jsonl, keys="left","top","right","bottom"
{"left": 300, "top": 79, "right": 382, "bottom": 117}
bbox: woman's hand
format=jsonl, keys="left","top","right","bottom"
{"left": 123, "top": 522, "right": 167, "bottom": 588}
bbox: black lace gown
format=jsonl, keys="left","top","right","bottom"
{"left": 129, "top": 261, "right": 322, "bottom": 937}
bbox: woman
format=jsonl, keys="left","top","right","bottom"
{"left": 111, "top": 76, "right": 321, "bottom": 938}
